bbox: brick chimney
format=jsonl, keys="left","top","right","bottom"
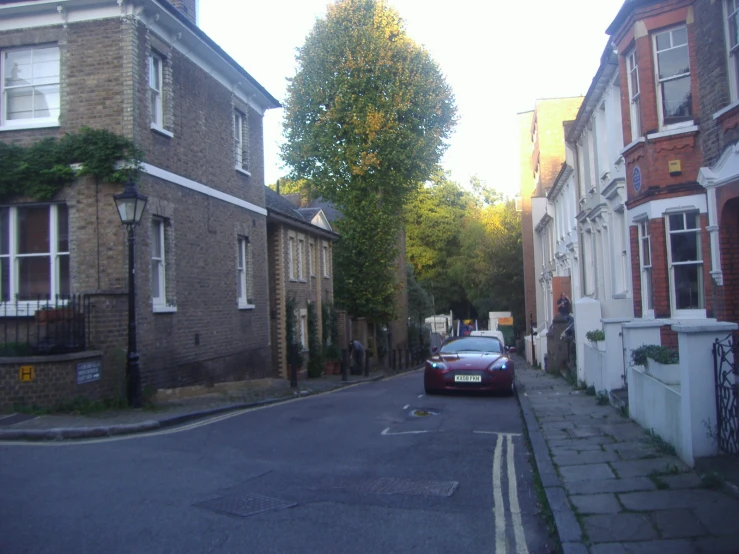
{"left": 168, "top": 0, "right": 198, "bottom": 25}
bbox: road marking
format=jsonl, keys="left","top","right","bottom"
{"left": 417, "top": 394, "right": 424, "bottom": 398}
{"left": 507, "top": 434, "right": 529, "bottom": 554}
{"left": 473, "top": 431, "right": 521, "bottom": 436}
{"left": 492, "top": 434, "right": 507, "bottom": 553}
{"left": 403, "top": 405, "right": 409, "bottom": 410}
{"left": 381, "top": 427, "right": 434, "bottom": 436}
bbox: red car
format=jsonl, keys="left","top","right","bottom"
{"left": 423, "top": 336, "right": 515, "bottom": 396}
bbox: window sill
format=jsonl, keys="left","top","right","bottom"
{"left": 235, "top": 167, "right": 252, "bottom": 177}
{"left": 646, "top": 124, "right": 698, "bottom": 141}
{"left": 289, "top": 278, "right": 298, "bottom": 282}
{"left": 0, "top": 120, "right": 60, "bottom": 132}
{"left": 323, "top": 275, "right": 331, "bottom": 279}
{"left": 151, "top": 123, "right": 174, "bottom": 138}
{"left": 670, "top": 309, "right": 707, "bottom": 319}
{"left": 238, "top": 303, "right": 255, "bottom": 311}
{"left": 620, "top": 137, "right": 646, "bottom": 156}
{"left": 713, "top": 99, "right": 739, "bottom": 120}
{"left": 153, "top": 304, "right": 177, "bottom": 313}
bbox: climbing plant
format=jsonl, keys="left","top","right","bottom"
{"left": 0, "top": 127, "right": 142, "bottom": 202}
{"left": 307, "top": 301, "right": 323, "bottom": 378}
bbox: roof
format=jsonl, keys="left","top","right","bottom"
{"left": 606, "top": 0, "right": 651, "bottom": 36}
{"left": 306, "top": 198, "right": 343, "bottom": 223}
{"left": 265, "top": 187, "right": 339, "bottom": 240}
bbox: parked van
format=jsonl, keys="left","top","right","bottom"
{"left": 469, "top": 329, "right": 506, "bottom": 346}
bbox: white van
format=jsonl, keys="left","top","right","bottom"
{"left": 469, "top": 329, "right": 506, "bottom": 346}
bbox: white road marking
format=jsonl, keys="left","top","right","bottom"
{"left": 403, "top": 405, "right": 409, "bottom": 410}
{"left": 418, "top": 394, "right": 424, "bottom": 398}
{"left": 381, "top": 427, "right": 434, "bottom": 436}
{"left": 507, "top": 434, "right": 529, "bottom": 554}
{"left": 492, "top": 434, "right": 507, "bottom": 553}
{"left": 473, "top": 431, "right": 521, "bottom": 436}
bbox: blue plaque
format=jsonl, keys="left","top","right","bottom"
{"left": 633, "top": 165, "right": 642, "bottom": 192}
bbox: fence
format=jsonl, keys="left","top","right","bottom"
{"left": 0, "top": 295, "right": 90, "bottom": 356}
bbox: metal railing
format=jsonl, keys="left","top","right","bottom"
{"left": 0, "top": 295, "right": 90, "bottom": 356}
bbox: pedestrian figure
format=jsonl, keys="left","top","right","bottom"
{"left": 349, "top": 339, "right": 364, "bottom": 375}
{"left": 557, "top": 293, "right": 571, "bottom": 316}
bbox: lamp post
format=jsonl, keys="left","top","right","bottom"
{"left": 114, "top": 179, "right": 148, "bottom": 408}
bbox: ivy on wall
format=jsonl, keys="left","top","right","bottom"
{"left": 0, "top": 127, "right": 143, "bottom": 203}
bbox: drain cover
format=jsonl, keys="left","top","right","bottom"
{"left": 324, "top": 477, "right": 458, "bottom": 497}
{"left": 194, "top": 493, "right": 296, "bottom": 518}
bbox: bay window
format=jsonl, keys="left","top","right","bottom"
{"left": 654, "top": 26, "right": 692, "bottom": 128}
{"left": 626, "top": 49, "right": 642, "bottom": 139}
{"left": 725, "top": 0, "right": 739, "bottom": 101}
{"left": 666, "top": 212, "right": 704, "bottom": 313}
{"left": 638, "top": 220, "right": 654, "bottom": 315}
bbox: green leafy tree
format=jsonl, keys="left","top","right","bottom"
{"left": 281, "top": 0, "right": 457, "bottom": 323}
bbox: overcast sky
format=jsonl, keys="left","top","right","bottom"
{"left": 199, "top": 0, "right": 626, "bottom": 198}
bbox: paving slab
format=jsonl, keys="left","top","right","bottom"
{"left": 617, "top": 540, "right": 697, "bottom": 554}
{"left": 660, "top": 473, "right": 703, "bottom": 489}
{"left": 583, "top": 513, "right": 658, "bottom": 542}
{"left": 559, "top": 463, "right": 615, "bottom": 483}
{"left": 568, "top": 493, "right": 621, "bottom": 514}
{"left": 566, "top": 477, "right": 657, "bottom": 495}
{"left": 694, "top": 502, "right": 739, "bottom": 535}
{"left": 693, "top": 533, "right": 739, "bottom": 553}
{"left": 652, "top": 508, "right": 708, "bottom": 538}
{"left": 589, "top": 544, "right": 628, "bottom": 554}
{"left": 619, "top": 489, "right": 739, "bottom": 511}
{"left": 610, "top": 457, "right": 688, "bottom": 478}
{"left": 553, "top": 450, "right": 621, "bottom": 466}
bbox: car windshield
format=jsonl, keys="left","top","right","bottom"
{"left": 440, "top": 337, "right": 503, "bottom": 354}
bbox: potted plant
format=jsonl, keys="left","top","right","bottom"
{"left": 322, "top": 343, "right": 341, "bottom": 375}
{"left": 586, "top": 329, "right": 606, "bottom": 351}
{"left": 630, "top": 344, "right": 680, "bottom": 384}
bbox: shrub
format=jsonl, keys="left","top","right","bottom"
{"left": 586, "top": 329, "right": 605, "bottom": 342}
{"left": 631, "top": 344, "right": 679, "bottom": 366}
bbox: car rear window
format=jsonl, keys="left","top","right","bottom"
{"left": 440, "top": 337, "right": 502, "bottom": 354}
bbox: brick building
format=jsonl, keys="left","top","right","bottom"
{"left": 519, "top": 97, "right": 583, "bottom": 365}
{"left": 0, "top": 0, "right": 281, "bottom": 408}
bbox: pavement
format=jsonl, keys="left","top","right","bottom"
{"left": 4, "top": 356, "right": 739, "bottom": 553}
{"left": 0, "top": 368, "right": 392, "bottom": 441}
{"left": 515, "top": 355, "right": 739, "bottom": 554}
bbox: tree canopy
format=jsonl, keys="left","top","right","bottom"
{"left": 280, "top": 0, "right": 457, "bottom": 323}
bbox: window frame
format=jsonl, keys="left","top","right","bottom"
{"left": 1, "top": 44, "right": 61, "bottom": 130}
{"left": 665, "top": 211, "right": 705, "bottom": 317}
{"left": 725, "top": 0, "right": 739, "bottom": 101}
{"left": 237, "top": 235, "right": 254, "bottom": 309}
{"left": 288, "top": 235, "right": 296, "bottom": 281}
{"left": 150, "top": 217, "right": 167, "bottom": 309}
{"left": 626, "top": 48, "right": 642, "bottom": 140}
{"left": 297, "top": 237, "right": 305, "bottom": 281}
{"left": 652, "top": 26, "right": 693, "bottom": 130}
{"left": 308, "top": 240, "right": 315, "bottom": 277}
{"left": 638, "top": 220, "right": 655, "bottom": 318}
{"left": 149, "top": 52, "right": 164, "bottom": 129}
{"left": 322, "top": 242, "right": 330, "bottom": 278}
{"left": 0, "top": 204, "right": 69, "bottom": 311}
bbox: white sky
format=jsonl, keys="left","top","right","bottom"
{"left": 199, "top": 0, "right": 626, "bottom": 198}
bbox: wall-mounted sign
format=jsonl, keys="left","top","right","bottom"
{"left": 633, "top": 165, "right": 642, "bottom": 193}
{"left": 77, "top": 360, "right": 101, "bottom": 384}
{"left": 19, "top": 366, "right": 34, "bottom": 382}
{"left": 497, "top": 317, "right": 514, "bottom": 326}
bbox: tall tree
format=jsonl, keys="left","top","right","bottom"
{"left": 281, "top": 0, "right": 457, "bottom": 322}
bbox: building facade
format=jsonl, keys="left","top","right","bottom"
{"left": 0, "top": 0, "right": 280, "bottom": 407}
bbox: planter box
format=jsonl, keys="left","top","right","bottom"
{"left": 323, "top": 360, "right": 341, "bottom": 375}
{"left": 646, "top": 359, "right": 681, "bottom": 385}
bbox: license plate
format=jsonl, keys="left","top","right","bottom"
{"left": 454, "top": 374, "right": 481, "bottom": 383}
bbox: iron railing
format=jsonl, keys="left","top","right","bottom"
{"left": 0, "top": 295, "right": 90, "bottom": 356}
{"left": 713, "top": 334, "right": 739, "bottom": 455}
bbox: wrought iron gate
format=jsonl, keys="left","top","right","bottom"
{"left": 713, "top": 335, "right": 739, "bottom": 454}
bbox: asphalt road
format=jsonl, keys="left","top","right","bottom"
{"left": 0, "top": 370, "right": 554, "bottom": 554}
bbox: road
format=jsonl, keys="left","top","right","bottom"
{"left": 0, "top": 370, "right": 554, "bottom": 553}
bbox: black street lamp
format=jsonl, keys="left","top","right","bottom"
{"left": 114, "top": 179, "right": 148, "bottom": 408}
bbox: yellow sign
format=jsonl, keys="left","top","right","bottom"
{"left": 497, "top": 317, "right": 514, "bottom": 326}
{"left": 668, "top": 160, "right": 682, "bottom": 175}
{"left": 19, "top": 365, "right": 34, "bottom": 382}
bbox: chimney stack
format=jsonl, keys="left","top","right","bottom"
{"left": 168, "top": 0, "right": 198, "bottom": 25}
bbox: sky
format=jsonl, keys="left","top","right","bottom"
{"left": 199, "top": 0, "right": 627, "bottom": 198}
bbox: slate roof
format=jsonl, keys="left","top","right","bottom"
{"left": 264, "top": 187, "right": 339, "bottom": 239}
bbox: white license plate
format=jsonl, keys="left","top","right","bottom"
{"left": 454, "top": 374, "right": 481, "bottom": 383}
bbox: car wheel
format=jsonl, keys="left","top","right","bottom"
{"left": 507, "top": 380, "right": 516, "bottom": 397}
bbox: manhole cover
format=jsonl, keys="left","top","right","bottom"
{"left": 194, "top": 493, "right": 296, "bottom": 518}
{"left": 408, "top": 407, "right": 440, "bottom": 417}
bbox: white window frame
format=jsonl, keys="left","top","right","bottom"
{"left": 234, "top": 109, "right": 250, "bottom": 175}
{"left": 0, "top": 204, "right": 69, "bottom": 312}
{"left": 1, "top": 45, "right": 60, "bottom": 130}
{"left": 638, "top": 220, "right": 655, "bottom": 317}
{"left": 308, "top": 241, "right": 315, "bottom": 277}
{"left": 626, "top": 48, "right": 642, "bottom": 140}
{"left": 653, "top": 26, "right": 693, "bottom": 130}
{"left": 665, "top": 212, "right": 705, "bottom": 317}
{"left": 298, "top": 237, "right": 305, "bottom": 281}
{"left": 322, "top": 242, "right": 330, "bottom": 278}
{"left": 288, "top": 235, "right": 296, "bottom": 281}
{"left": 237, "top": 236, "right": 253, "bottom": 309}
{"left": 725, "top": 0, "right": 739, "bottom": 102}
{"left": 149, "top": 52, "right": 163, "bottom": 129}
{"left": 151, "top": 217, "right": 167, "bottom": 309}
{"left": 299, "top": 308, "right": 307, "bottom": 351}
